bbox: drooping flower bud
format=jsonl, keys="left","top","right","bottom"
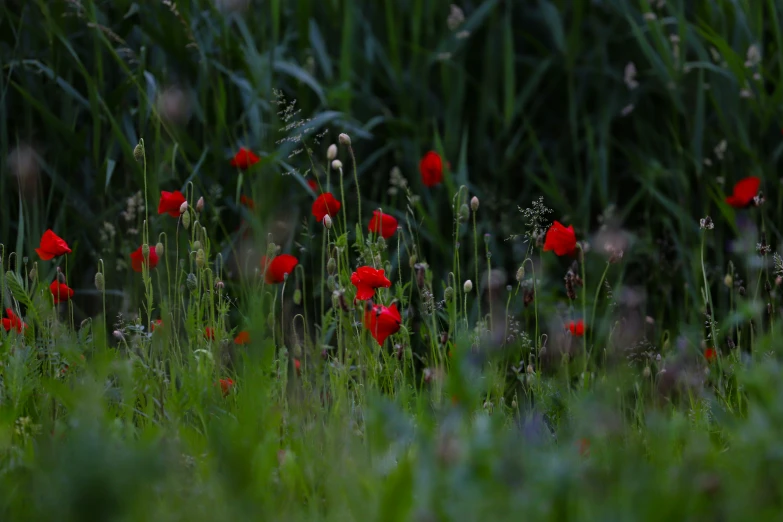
{"left": 331, "top": 159, "right": 343, "bottom": 170}
{"left": 182, "top": 211, "right": 191, "bottom": 230}
{"left": 94, "top": 272, "right": 105, "bottom": 291}
{"left": 459, "top": 204, "right": 469, "bottom": 222}
{"left": 327, "top": 257, "right": 336, "bottom": 275}
{"left": 215, "top": 280, "right": 224, "bottom": 290}
{"left": 293, "top": 289, "right": 302, "bottom": 305}
{"left": 463, "top": 280, "right": 473, "bottom": 293}
{"left": 186, "top": 273, "right": 198, "bottom": 291}
{"left": 338, "top": 133, "right": 351, "bottom": 146}
{"left": 133, "top": 141, "right": 144, "bottom": 162}
{"left": 327, "top": 144, "right": 337, "bottom": 160}
{"left": 323, "top": 215, "right": 333, "bottom": 229}
{"left": 179, "top": 201, "right": 189, "bottom": 214}
{"left": 196, "top": 197, "right": 205, "bottom": 212}
{"left": 444, "top": 286, "right": 454, "bottom": 301}
{"left": 192, "top": 241, "right": 202, "bottom": 251}
{"left": 195, "top": 249, "right": 206, "bottom": 269}
{"left": 155, "top": 242, "right": 164, "bottom": 258}
{"left": 470, "top": 196, "right": 479, "bottom": 211}
{"left": 515, "top": 266, "right": 525, "bottom": 282}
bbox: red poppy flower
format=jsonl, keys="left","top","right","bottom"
{"left": 307, "top": 179, "right": 319, "bottom": 191}
{"left": 129, "top": 246, "right": 159, "bottom": 272}
{"left": 35, "top": 230, "right": 71, "bottom": 260}
{"left": 725, "top": 176, "right": 760, "bottom": 208}
{"left": 261, "top": 254, "right": 299, "bottom": 284}
{"left": 368, "top": 210, "right": 398, "bottom": 239}
{"left": 234, "top": 331, "right": 250, "bottom": 345}
{"left": 351, "top": 266, "right": 392, "bottom": 300}
{"left": 158, "top": 190, "right": 187, "bottom": 217}
{"left": 568, "top": 319, "right": 585, "bottom": 337}
{"left": 704, "top": 347, "right": 717, "bottom": 361}
{"left": 151, "top": 320, "right": 163, "bottom": 332}
{"left": 50, "top": 281, "right": 74, "bottom": 304}
{"left": 419, "top": 151, "right": 444, "bottom": 187}
{"left": 205, "top": 327, "right": 215, "bottom": 340}
{"left": 219, "top": 378, "right": 235, "bottom": 397}
{"left": 2, "top": 308, "right": 25, "bottom": 333}
{"left": 312, "top": 193, "right": 341, "bottom": 223}
{"left": 364, "top": 302, "right": 402, "bottom": 346}
{"left": 240, "top": 194, "right": 255, "bottom": 210}
{"left": 230, "top": 147, "right": 260, "bottom": 169}
{"left": 294, "top": 358, "right": 301, "bottom": 375}
{"left": 544, "top": 221, "right": 577, "bottom": 257}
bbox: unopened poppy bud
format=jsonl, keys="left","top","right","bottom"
{"left": 155, "top": 242, "right": 164, "bottom": 258}
{"left": 409, "top": 254, "right": 417, "bottom": 267}
{"left": 327, "top": 275, "right": 335, "bottom": 291}
{"left": 192, "top": 241, "right": 202, "bottom": 251}
{"left": 484, "top": 233, "right": 491, "bottom": 245}
{"left": 376, "top": 236, "right": 386, "bottom": 249}
{"left": 323, "top": 215, "right": 333, "bottom": 229}
{"left": 186, "top": 273, "right": 197, "bottom": 291}
{"left": 182, "top": 211, "right": 191, "bottom": 230}
{"left": 215, "top": 280, "right": 224, "bottom": 289}
{"left": 196, "top": 197, "right": 204, "bottom": 212}
{"left": 179, "top": 201, "right": 188, "bottom": 214}
{"left": 142, "top": 244, "right": 150, "bottom": 260}
{"left": 777, "top": 276, "right": 783, "bottom": 286}
{"left": 331, "top": 159, "right": 343, "bottom": 170}
{"left": 94, "top": 272, "right": 105, "bottom": 291}
{"left": 327, "top": 144, "right": 337, "bottom": 160}
{"left": 444, "top": 286, "right": 454, "bottom": 301}
{"left": 22, "top": 256, "right": 28, "bottom": 265}
{"left": 133, "top": 142, "right": 144, "bottom": 162}
{"left": 113, "top": 330, "right": 124, "bottom": 340}
{"left": 196, "top": 249, "right": 206, "bottom": 269}
{"left": 338, "top": 133, "right": 351, "bottom": 146}
{"left": 29, "top": 266, "right": 37, "bottom": 281}
{"left": 470, "top": 196, "right": 479, "bottom": 211}
{"left": 57, "top": 271, "right": 66, "bottom": 284}
{"left": 459, "top": 204, "right": 469, "bottom": 221}
{"left": 294, "top": 289, "right": 302, "bottom": 305}
{"left": 516, "top": 266, "right": 525, "bottom": 282}
{"left": 463, "top": 280, "right": 473, "bottom": 293}
{"left": 327, "top": 258, "right": 336, "bottom": 275}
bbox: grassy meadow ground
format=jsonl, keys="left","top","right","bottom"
{"left": 3, "top": 0, "right": 783, "bottom": 520}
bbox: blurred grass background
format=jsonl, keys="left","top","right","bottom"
{"left": 3, "top": 0, "right": 783, "bottom": 520}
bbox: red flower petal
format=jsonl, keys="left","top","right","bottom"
{"left": 363, "top": 302, "right": 402, "bottom": 345}
{"left": 129, "top": 246, "right": 159, "bottom": 273}
{"left": 311, "top": 193, "right": 341, "bottom": 223}
{"left": 49, "top": 281, "right": 74, "bottom": 304}
{"left": 2, "top": 308, "right": 25, "bottom": 333}
{"left": 219, "top": 378, "right": 235, "bottom": 396}
{"left": 704, "top": 347, "right": 717, "bottom": 361}
{"left": 419, "top": 151, "right": 444, "bottom": 187}
{"left": 350, "top": 266, "right": 391, "bottom": 300}
{"left": 35, "top": 230, "right": 71, "bottom": 260}
{"left": 262, "top": 254, "right": 299, "bottom": 284}
{"left": 205, "top": 327, "right": 215, "bottom": 340}
{"left": 158, "top": 191, "right": 187, "bottom": 218}
{"left": 568, "top": 320, "right": 585, "bottom": 337}
{"left": 307, "top": 179, "right": 319, "bottom": 191}
{"left": 543, "top": 221, "right": 577, "bottom": 257}
{"left": 151, "top": 320, "right": 163, "bottom": 332}
{"left": 230, "top": 147, "right": 260, "bottom": 169}
{"left": 234, "top": 331, "right": 250, "bottom": 345}
{"left": 240, "top": 195, "right": 255, "bottom": 210}
{"left": 368, "top": 210, "right": 398, "bottom": 239}
{"left": 725, "top": 176, "right": 761, "bottom": 208}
